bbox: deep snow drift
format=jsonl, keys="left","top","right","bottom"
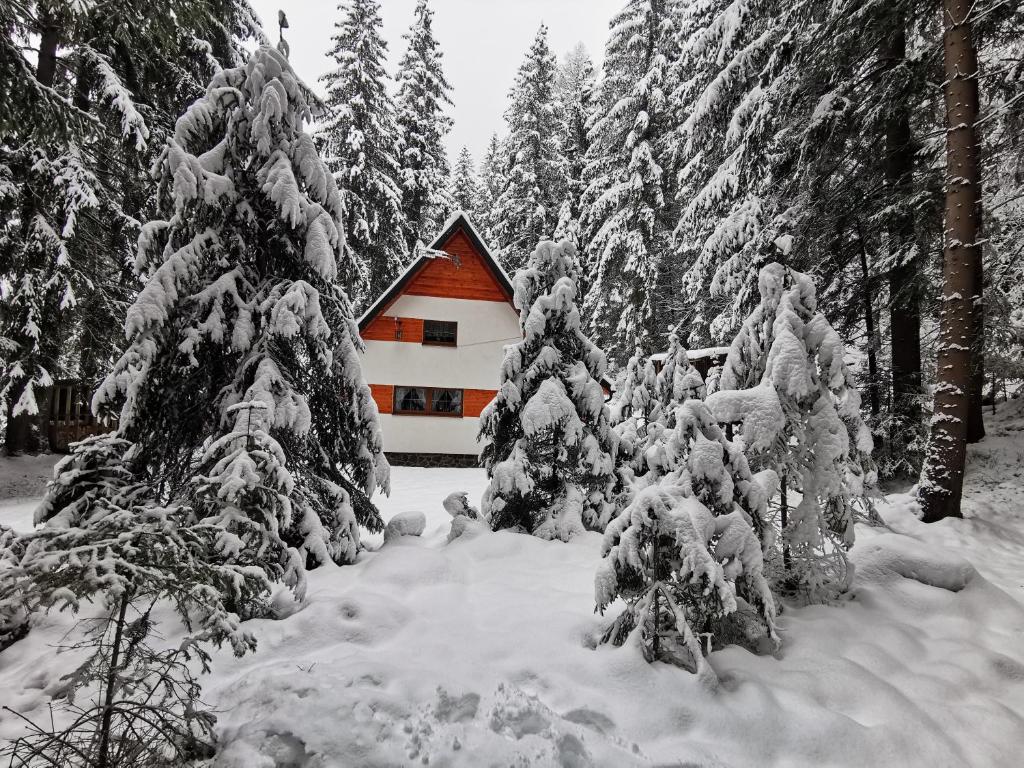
{"left": 3, "top": 404, "right": 1024, "bottom": 766}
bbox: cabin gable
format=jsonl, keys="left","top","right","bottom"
{"left": 405, "top": 229, "right": 510, "bottom": 302}
{"left": 357, "top": 212, "right": 520, "bottom": 466}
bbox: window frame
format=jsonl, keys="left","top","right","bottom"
{"left": 392, "top": 385, "right": 464, "bottom": 417}
{"left": 422, "top": 319, "right": 458, "bottom": 347}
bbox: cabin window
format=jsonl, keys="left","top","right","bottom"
{"left": 393, "top": 386, "right": 464, "bottom": 417}
{"left": 431, "top": 388, "right": 463, "bottom": 415}
{"left": 394, "top": 386, "right": 427, "bottom": 413}
{"left": 422, "top": 319, "right": 457, "bottom": 346}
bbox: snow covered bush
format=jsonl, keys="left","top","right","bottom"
{"left": 706, "top": 263, "right": 876, "bottom": 601}
{"left": 596, "top": 400, "right": 778, "bottom": 671}
{"left": 50, "top": 46, "right": 389, "bottom": 600}
{"left": 480, "top": 239, "right": 617, "bottom": 540}
{"left": 443, "top": 491, "right": 484, "bottom": 542}
{"left": 443, "top": 491, "right": 479, "bottom": 519}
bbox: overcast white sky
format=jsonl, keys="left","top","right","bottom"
{"left": 248, "top": 0, "right": 622, "bottom": 164}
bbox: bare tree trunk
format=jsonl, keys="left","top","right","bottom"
{"left": 97, "top": 592, "right": 130, "bottom": 768}
{"left": 780, "top": 475, "right": 790, "bottom": 573}
{"left": 856, "top": 223, "right": 881, "bottom": 419}
{"left": 884, "top": 22, "right": 923, "bottom": 474}
{"left": 919, "top": 0, "right": 984, "bottom": 523}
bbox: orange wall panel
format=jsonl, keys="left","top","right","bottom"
{"left": 463, "top": 389, "right": 497, "bottom": 418}
{"left": 361, "top": 316, "right": 423, "bottom": 343}
{"left": 405, "top": 230, "right": 510, "bottom": 302}
{"left": 370, "top": 384, "right": 394, "bottom": 414}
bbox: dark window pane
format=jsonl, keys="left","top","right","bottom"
{"left": 423, "top": 320, "right": 457, "bottom": 345}
{"left": 57, "top": 387, "right": 69, "bottom": 421}
{"left": 431, "top": 388, "right": 463, "bottom": 415}
{"left": 395, "top": 386, "right": 426, "bottom": 412}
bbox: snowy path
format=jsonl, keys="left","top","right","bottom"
{"left": 2, "top": 409, "right": 1024, "bottom": 766}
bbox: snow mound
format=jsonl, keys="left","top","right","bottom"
{"left": 383, "top": 511, "right": 427, "bottom": 544}
{"left": 852, "top": 532, "right": 977, "bottom": 592}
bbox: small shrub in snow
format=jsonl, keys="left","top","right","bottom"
{"left": 480, "top": 240, "right": 617, "bottom": 541}
{"left": 706, "top": 263, "right": 876, "bottom": 602}
{"left": 443, "top": 492, "right": 483, "bottom": 543}
{"left": 0, "top": 434, "right": 264, "bottom": 766}
{"left": 596, "top": 401, "right": 777, "bottom": 671}
{"left": 2, "top": 595, "right": 219, "bottom": 768}
{"left": 443, "top": 491, "right": 479, "bottom": 519}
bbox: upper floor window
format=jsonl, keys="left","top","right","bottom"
{"left": 423, "top": 319, "right": 457, "bottom": 346}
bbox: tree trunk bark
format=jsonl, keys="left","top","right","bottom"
{"left": 884, "top": 23, "right": 923, "bottom": 475}
{"left": 919, "top": 0, "right": 984, "bottom": 523}
{"left": 966, "top": 252, "right": 985, "bottom": 442}
{"left": 36, "top": 14, "right": 61, "bottom": 88}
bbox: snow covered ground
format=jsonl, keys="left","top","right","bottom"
{"left": 3, "top": 406, "right": 1024, "bottom": 766}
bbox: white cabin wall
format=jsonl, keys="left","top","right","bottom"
{"left": 374, "top": 413, "right": 483, "bottom": 454}
{"left": 361, "top": 296, "right": 520, "bottom": 391}
{"left": 360, "top": 295, "right": 521, "bottom": 455}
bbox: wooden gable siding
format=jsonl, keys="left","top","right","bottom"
{"left": 361, "top": 315, "right": 424, "bottom": 343}
{"left": 404, "top": 229, "right": 509, "bottom": 302}
{"left": 368, "top": 384, "right": 496, "bottom": 418}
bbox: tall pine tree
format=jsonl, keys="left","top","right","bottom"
{"left": 320, "top": 0, "right": 408, "bottom": 307}
{"left": 553, "top": 43, "right": 595, "bottom": 251}
{"left": 476, "top": 132, "right": 506, "bottom": 243}
{"left": 448, "top": 145, "right": 480, "bottom": 214}
{"left": 580, "top": 0, "right": 678, "bottom": 363}
{"left": 394, "top": 0, "right": 453, "bottom": 250}
{"left": 492, "top": 24, "right": 566, "bottom": 271}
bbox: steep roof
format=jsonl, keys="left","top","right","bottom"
{"left": 358, "top": 211, "right": 514, "bottom": 332}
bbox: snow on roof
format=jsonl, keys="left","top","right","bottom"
{"left": 649, "top": 346, "right": 730, "bottom": 362}
{"left": 357, "top": 211, "right": 512, "bottom": 329}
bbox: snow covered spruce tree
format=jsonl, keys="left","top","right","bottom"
{"left": 479, "top": 239, "right": 617, "bottom": 540}
{"left": 580, "top": 0, "right": 678, "bottom": 362}
{"left": 71, "top": 46, "right": 390, "bottom": 593}
{"left": 492, "top": 24, "right": 567, "bottom": 270}
{"left": 394, "top": 0, "right": 454, "bottom": 250}
{"left": 596, "top": 398, "right": 779, "bottom": 672}
{"left": 705, "top": 263, "right": 875, "bottom": 601}
{"left": 476, "top": 132, "right": 507, "bottom": 243}
{"left": 320, "top": 0, "right": 408, "bottom": 306}
{"left": 553, "top": 43, "right": 596, "bottom": 251}
{"left": 448, "top": 145, "right": 481, "bottom": 214}
{"left": 656, "top": 327, "right": 706, "bottom": 424}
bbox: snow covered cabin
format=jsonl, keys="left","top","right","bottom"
{"left": 358, "top": 213, "right": 520, "bottom": 467}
